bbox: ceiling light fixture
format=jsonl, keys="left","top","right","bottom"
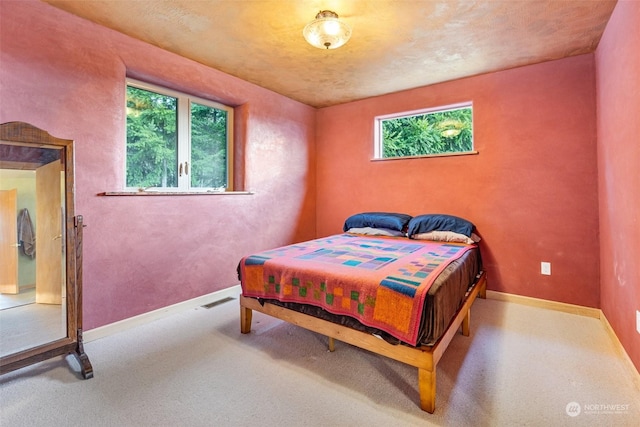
{"left": 303, "top": 10, "right": 351, "bottom": 50}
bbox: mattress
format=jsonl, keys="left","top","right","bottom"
{"left": 239, "top": 235, "right": 481, "bottom": 345}
{"left": 259, "top": 248, "right": 481, "bottom": 346}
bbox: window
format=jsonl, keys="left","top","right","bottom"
{"left": 374, "top": 102, "right": 473, "bottom": 159}
{"left": 125, "top": 79, "right": 233, "bottom": 191}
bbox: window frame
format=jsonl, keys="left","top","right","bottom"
{"left": 373, "top": 101, "right": 475, "bottom": 160}
{"left": 125, "top": 78, "right": 234, "bottom": 192}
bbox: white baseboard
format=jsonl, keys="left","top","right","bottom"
{"left": 485, "top": 290, "right": 600, "bottom": 318}
{"left": 84, "top": 285, "right": 241, "bottom": 343}
{"left": 600, "top": 311, "right": 640, "bottom": 389}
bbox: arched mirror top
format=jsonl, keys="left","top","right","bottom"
{"left": 1, "top": 122, "right": 71, "bottom": 144}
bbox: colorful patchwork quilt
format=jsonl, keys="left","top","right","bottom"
{"left": 240, "top": 234, "right": 475, "bottom": 345}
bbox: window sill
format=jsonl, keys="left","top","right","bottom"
{"left": 371, "top": 150, "right": 479, "bottom": 161}
{"left": 99, "top": 191, "right": 253, "bottom": 196}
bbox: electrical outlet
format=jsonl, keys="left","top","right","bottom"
{"left": 636, "top": 310, "right": 640, "bottom": 334}
{"left": 541, "top": 262, "right": 551, "bottom": 275}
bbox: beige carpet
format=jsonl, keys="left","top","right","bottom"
{"left": 0, "top": 296, "right": 638, "bottom": 426}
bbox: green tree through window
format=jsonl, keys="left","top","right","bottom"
{"left": 126, "top": 80, "right": 233, "bottom": 191}
{"left": 190, "top": 103, "right": 228, "bottom": 189}
{"left": 377, "top": 104, "right": 473, "bottom": 158}
{"left": 126, "top": 86, "right": 178, "bottom": 188}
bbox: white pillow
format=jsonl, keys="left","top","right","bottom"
{"left": 411, "top": 230, "right": 481, "bottom": 244}
{"left": 347, "top": 227, "right": 406, "bottom": 237}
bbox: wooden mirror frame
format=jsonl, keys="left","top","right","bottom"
{"left": 0, "top": 122, "right": 93, "bottom": 379}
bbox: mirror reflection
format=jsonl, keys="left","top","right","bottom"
{"left": 0, "top": 143, "right": 67, "bottom": 357}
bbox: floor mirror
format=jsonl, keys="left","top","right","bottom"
{"left": 0, "top": 122, "right": 92, "bottom": 379}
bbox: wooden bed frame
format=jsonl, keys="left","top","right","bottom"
{"left": 240, "top": 271, "right": 486, "bottom": 413}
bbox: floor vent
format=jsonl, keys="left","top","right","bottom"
{"left": 201, "top": 297, "right": 235, "bottom": 309}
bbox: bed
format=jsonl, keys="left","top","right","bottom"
{"left": 238, "top": 212, "right": 486, "bottom": 413}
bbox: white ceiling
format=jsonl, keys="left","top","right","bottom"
{"left": 43, "top": 0, "right": 617, "bottom": 108}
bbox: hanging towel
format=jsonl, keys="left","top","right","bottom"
{"left": 17, "top": 208, "right": 35, "bottom": 258}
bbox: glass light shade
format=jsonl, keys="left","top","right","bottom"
{"left": 303, "top": 10, "right": 352, "bottom": 50}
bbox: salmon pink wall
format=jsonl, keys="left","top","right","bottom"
{"left": 0, "top": 1, "right": 316, "bottom": 329}
{"left": 316, "top": 55, "right": 600, "bottom": 308}
{"left": 595, "top": 0, "right": 640, "bottom": 371}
